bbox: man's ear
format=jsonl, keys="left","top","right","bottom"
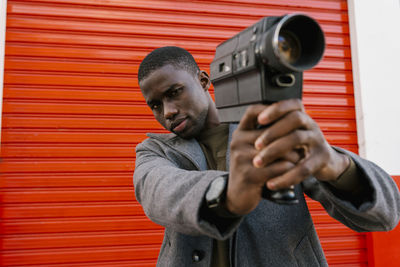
{"left": 198, "top": 70, "right": 211, "bottom": 91}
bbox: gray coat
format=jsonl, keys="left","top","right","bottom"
{"left": 134, "top": 125, "right": 400, "bottom": 267}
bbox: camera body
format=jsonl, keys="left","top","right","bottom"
{"left": 210, "top": 14, "right": 325, "bottom": 204}
{"left": 210, "top": 14, "right": 325, "bottom": 123}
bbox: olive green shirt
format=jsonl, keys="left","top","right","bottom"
{"left": 197, "top": 124, "right": 230, "bottom": 267}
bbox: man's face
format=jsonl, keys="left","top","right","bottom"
{"left": 139, "top": 64, "right": 210, "bottom": 139}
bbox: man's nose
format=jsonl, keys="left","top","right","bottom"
{"left": 163, "top": 101, "right": 178, "bottom": 120}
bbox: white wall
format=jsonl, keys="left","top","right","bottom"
{"left": 348, "top": 0, "right": 400, "bottom": 175}
{"left": 0, "top": 0, "right": 6, "bottom": 146}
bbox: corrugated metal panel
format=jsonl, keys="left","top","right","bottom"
{"left": 0, "top": 0, "right": 363, "bottom": 265}
{"left": 366, "top": 176, "right": 400, "bottom": 266}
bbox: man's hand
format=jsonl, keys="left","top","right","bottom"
{"left": 253, "top": 99, "right": 350, "bottom": 191}
{"left": 225, "top": 105, "right": 300, "bottom": 216}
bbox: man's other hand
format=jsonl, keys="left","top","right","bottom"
{"left": 253, "top": 99, "right": 350, "bottom": 191}
{"left": 226, "top": 104, "right": 300, "bottom": 215}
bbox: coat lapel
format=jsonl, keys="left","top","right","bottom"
{"left": 146, "top": 132, "right": 208, "bottom": 171}
{"left": 147, "top": 123, "right": 238, "bottom": 172}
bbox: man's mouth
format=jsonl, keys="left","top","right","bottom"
{"left": 171, "top": 118, "right": 188, "bottom": 133}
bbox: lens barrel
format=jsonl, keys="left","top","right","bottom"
{"left": 256, "top": 14, "right": 325, "bottom": 72}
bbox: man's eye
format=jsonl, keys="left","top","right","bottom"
{"left": 151, "top": 103, "right": 161, "bottom": 110}
{"left": 170, "top": 87, "right": 183, "bottom": 97}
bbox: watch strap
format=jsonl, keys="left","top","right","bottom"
{"left": 206, "top": 174, "right": 240, "bottom": 219}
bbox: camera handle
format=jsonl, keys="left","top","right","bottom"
{"left": 262, "top": 185, "right": 298, "bottom": 205}
{"left": 257, "top": 124, "right": 299, "bottom": 205}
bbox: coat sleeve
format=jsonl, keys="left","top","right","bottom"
{"left": 302, "top": 147, "right": 400, "bottom": 232}
{"left": 133, "top": 138, "right": 242, "bottom": 239}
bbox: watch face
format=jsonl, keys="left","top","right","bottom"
{"left": 206, "top": 176, "right": 227, "bottom": 208}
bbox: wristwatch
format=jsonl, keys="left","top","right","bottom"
{"left": 205, "top": 175, "right": 241, "bottom": 218}
{"left": 205, "top": 174, "right": 240, "bottom": 218}
{"left": 205, "top": 175, "right": 228, "bottom": 209}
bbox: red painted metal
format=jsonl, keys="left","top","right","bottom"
{"left": 366, "top": 176, "right": 400, "bottom": 267}
{"left": 0, "top": 0, "right": 366, "bottom": 266}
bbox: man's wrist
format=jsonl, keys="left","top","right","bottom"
{"left": 331, "top": 152, "right": 351, "bottom": 182}
{"left": 316, "top": 148, "right": 351, "bottom": 182}
{"left": 205, "top": 174, "right": 241, "bottom": 218}
{"left": 328, "top": 156, "right": 361, "bottom": 192}
{"left": 322, "top": 153, "right": 373, "bottom": 207}
{"left": 214, "top": 200, "right": 242, "bottom": 218}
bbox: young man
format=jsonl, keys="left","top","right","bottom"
{"left": 134, "top": 46, "right": 400, "bottom": 267}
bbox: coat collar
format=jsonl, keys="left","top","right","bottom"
{"left": 147, "top": 124, "right": 238, "bottom": 171}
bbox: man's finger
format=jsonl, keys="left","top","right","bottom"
{"left": 253, "top": 129, "right": 310, "bottom": 168}
{"left": 238, "top": 104, "right": 269, "bottom": 130}
{"left": 281, "top": 150, "right": 302, "bottom": 164}
{"left": 255, "top": 110, "right": 313, "bottom": 149}
{"left": 239, "top": 160, "right": 296, "bottom": 185}
{"left": 263, "top": 160, "right": 296, "bottom": 180}
{"left": 266, "top": 154, "right": 326, "bottom": 190}
{"left": 258, "top": 99, "right": 304, "bottom": 126}
{"left": 231, "top": 129, "right": 264, "bottom": 151}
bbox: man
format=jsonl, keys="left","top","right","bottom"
{"left": 134, "top": 46, "right": 400, "bottom": 266}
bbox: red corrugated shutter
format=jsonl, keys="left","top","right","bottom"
{"left": 0, "top": 0, "right": 364, "bottom": 266}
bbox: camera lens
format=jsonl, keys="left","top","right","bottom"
{"left": 278, "top": 30, "right": 301, "bottom": 65}
{"left": 255, "top": 14, "right": 325, "bottom": 72}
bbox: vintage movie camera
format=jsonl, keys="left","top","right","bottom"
{"left": 210, "top": 14, "right": 325, "bottom": 204}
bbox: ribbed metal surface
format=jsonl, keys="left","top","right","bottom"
{"left": 0, "top": 0, "right": 363, "bottom": 265}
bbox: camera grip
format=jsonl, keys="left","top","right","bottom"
{"left": 262, "top": 185, "right": 298, "bottom": 205}
{"left": 257, "top": 123, "right": 299, "bottom": 205}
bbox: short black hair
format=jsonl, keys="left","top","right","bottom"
{"left": 138, "top": 46, "right": 200, "bottom": 83}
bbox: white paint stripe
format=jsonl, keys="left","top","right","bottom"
{"left": 0, "top": 0, "right": 6, "bottom": 146}
{"left": 348, "top": 0, "right": 400, "bottom": 175}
